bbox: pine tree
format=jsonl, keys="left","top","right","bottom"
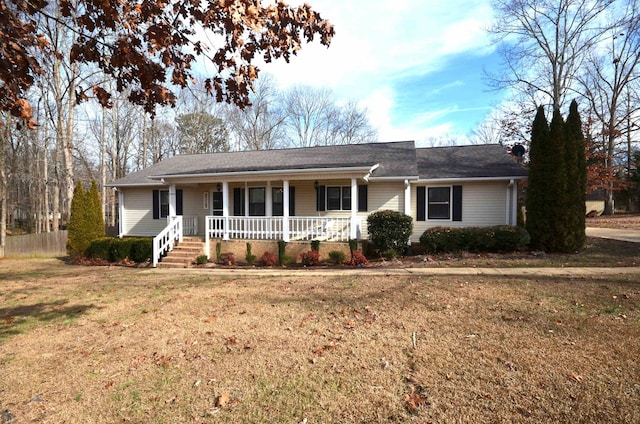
{"left": 66, "top": 182, "right": 88, "bottom": 257}
{"left": 526, "top": 106, "right": 551, "bottom": 250}
{"left": 565, "top": 100, "right": 586, "bottom": 251}
{"left": 548, "top": 108, "right": 570, "bottom": 252}
{"left": 87, "top": 180, "right": 106, "bottom": 242}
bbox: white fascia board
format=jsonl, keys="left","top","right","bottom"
{"left": 413, "top": 176, "right": 527, "bottom": 184}
{"left": 367, "top": 176, "right": 419, "bottom": 181}
{"left": 149, "top": 166, "right": 374, "bottom": 182}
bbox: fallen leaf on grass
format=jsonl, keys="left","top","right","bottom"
{"left": 404, "top": 392, "right": 429, "bottom": 411}
{"left": 5, "top": 316, "right": 14, "bottom": 324}
{"left": 569, "top": 372, "right": 583, "bottom": 383}
{"left": 215, "top": 391, "right": 230, "bottom": 407}
{"left": 204, "top": 316, "right": 216, "bottom": 323}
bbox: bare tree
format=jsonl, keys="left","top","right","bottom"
{"left": 578, "top": 0, "right": 640, "bottom": 214}
{"left": 283, "top": 85, "right": 337, "bottom": 147}
{"left": 225, "top": 74, "right": 287, "bottom": 151}
{"left": 489, "top": 0, "right": 614, "bottom": 110}
{"left": 176, "top": 112, "right": 230, "bottom": 154}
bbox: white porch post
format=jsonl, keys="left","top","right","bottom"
{"left": 350, "top": 178, "right": 357, "bottom": 239}
{"left": 404, "top": 179, "right": 411, "bottom": 245}
{"left": 404, "top": 179, "right": 411, "bottom": 216}
{"left": 283, "top": 180, "right": 290, "bottom": 242}
{"left": 117, "top": 189, "right": 124, "bottom": 238}
{"left": 222, "top": 181, "right": 230, "bottom": 241}
{"left": 512, "top": 181, "right": 518, "bottom": 226}
{"left": 169, "top": 184, "right": 176, "bottom": 218}
{"left": 244, "top": 182, "right": 249, "bottom": 217}
{"left": 266, "top": 181, "right": 272, "bottom": 216}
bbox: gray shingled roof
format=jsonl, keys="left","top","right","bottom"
{"left": 416, "top": 144, "right": 528, "bottom": 180}
{"left": 110, "top": 141, "right": 526, "bottom": 187}
{"left": 110, "top": 141, "right": 418, "bottom": 186}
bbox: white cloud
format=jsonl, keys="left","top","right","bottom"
{"left": 253, "top": 1, "right": 497, "bottom": 141}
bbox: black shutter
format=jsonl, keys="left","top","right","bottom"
{"left": 176, "top": 189, "right": 183, "bottom": 215}
{"left": 357, "top": 185, "right": 368, "bottom": 212}
{"left": 417, "top": 186, "right": 426, "bottom": 221}
{"left": 289, "top": 187, "right": 296, "bottom": 216}
{"left": 233, "top": 188, "right": 244, "bottom": 216}
{"left": 316, "top": 185, "right": 326, "bottom": 211}
{"left": 452, "top": 185, "right": 463, "bottom": 221}
{"left": 152, "top": 190, "right": 160, "bottom": 220}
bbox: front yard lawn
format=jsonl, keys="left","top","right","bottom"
{"left": 0, "top": 259, "right": 639, "bottom": 423}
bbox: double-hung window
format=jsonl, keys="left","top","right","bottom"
{"left": 159, "top": 190, "right": 170, "bottom": 218}
{"left": 326, "top": 186, "right": 352, "bottom": 211}
{"left": 248, "top": 187, "right": 266, "bottom": 216}
{"left": 428, "top": 187, "right": 451, "bottom": 220}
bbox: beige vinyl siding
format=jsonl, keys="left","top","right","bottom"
{"left": 411, "top": 181, "right": 509, "bottom": 243}
{"left": 121, "top": 187, "right": 166, "bottom": 236}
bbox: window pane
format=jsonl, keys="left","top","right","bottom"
{"left": 160, "top": 190, "right": 169, "bottom": 218}
{"left": 327, "top": 187, "right": 341, "bottom": 210}
{"left": 272, "top": 187, "right": 284, "bottom": 216}
{"left": 249, "top": 188, "right": 265, "bottom": 216}
{"left": 428, "top": 187, "right": 450, "bottom": 219}
{"left": 342, "top": 187, "right": 352, "bottom": 210}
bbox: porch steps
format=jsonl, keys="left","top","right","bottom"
{"left": 157, "top": 237, "right": 204, "bottom": 268}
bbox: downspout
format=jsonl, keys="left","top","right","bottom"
{"left": 506, "top": 179, "right": 514, "bottom": 225}
{"left": 362, "top": 163, "right": 379, "bottom": 182}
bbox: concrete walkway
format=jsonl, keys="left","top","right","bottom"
{"left": 586, "top": 227, "right": 640, "bottom": 243}
{"left": 151, "top": 266, "right": 640, "bottom": 277}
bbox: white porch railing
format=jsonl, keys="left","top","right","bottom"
{"left": 204, "top": 216, "right": 355, "bottom": 258}
{"left": 152, "top": 216, "right": 183, "bottom": 267}
{"left": 182, "top": 215, "right": 198, "bottom": 236}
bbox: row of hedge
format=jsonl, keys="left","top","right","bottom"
{"left": 86, "top": 237, "right": 152, "bottom": 263}
{"left": 419, "top": 225, "right": 530, "bottom": 253}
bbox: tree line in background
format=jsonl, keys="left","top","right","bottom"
{"left": 475, "top": 0, "right": 640, "bottom": 214}
{"left": 2, "top": 0, "right": 640, "bottom": 256}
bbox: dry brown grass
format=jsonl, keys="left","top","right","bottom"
{"left": 1, "top": 259, "right": 639, "bottom": 423}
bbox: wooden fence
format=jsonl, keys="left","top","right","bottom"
{"left": 5, "top": 231, "right": 68, "bottom": 258}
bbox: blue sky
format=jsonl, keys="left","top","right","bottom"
{"left": 257, "top": 0, "right": 507, "bottom": 145}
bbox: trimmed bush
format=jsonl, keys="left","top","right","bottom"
{"left": 220, "top": 252, "right": 236, "bottom": 265}
{"left": 261, "top": 251, "right": 277, "bottom": 266}
{"left": 195, "top": 254, "right": 208, "bottom": 265}
{"left": 348, "top": 251, "right": 368, "bottom": 267}
{"left": 129, "top": 238, "right": 152, "bottom": 263}
{"left": 419, "top": 226, "right": 530, "bottom": 253}
{"left": 300, "top": 250, "right": 320, "bottom": 266}
{"left": 328, "top": 250, "right": 346, "bottom": 265}
{"left": 86, "top": 237, "right": 113, "bottom": 260}
{"left": 366, "top": 210, "right": 413, "bottom": 254}
{"left": 86, "top": 237, "right": 152, "bottom": 263}
{"left": 348, "top": 238, "right": 358, "bottom": 256}
{"left": 215, "top": 242, "right": 222, "bottom": 262}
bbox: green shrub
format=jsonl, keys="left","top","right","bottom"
{"left": 348, "top": 238, "right": 358, "bottom": 256}
{"left": 67, "top": 181, "right": 105, "bottom": 258}
{"left": 277, "top": 240, "right": 288, "bottom": 265}
{"left": 245, "top": 242, "right": 257, "bottom": 265}
{"left": 109, "top": 238, "right": 135, "bottom": 261}
{"left": 311, "top": 239, "right": 321, "bottom": 252}
{"left": 419, "top": 226, "right": 530, "bottom": 253}
{"left": 215, "top": 242, "right": 222, "bottom": 262}
{"left": 86, "top": 237, "right": 151, "bottom": 263}
{"left": 86, "top": 237, "right": 113, "bottom": 260}
{"left": 280, "top": 255, "right": 293, "bottom": 266}
{"left": 300, "top": 250, "right": 320, "bottom": 266}
{"left": 129, "top": 238, "right": 152, "bottom": 263}
{"left": 195, "top": 254, "right": 208, "bottom": 265}
{"left": 261, "top": 251, "right": 277, "bottom": 266}
{"left": 366, "top": 210, "right": 413, "bottom": 254}
{"left": 383, "top": 249, "right": 398, "bottom": 260}
{"left": 328, "top": 250, "right": 346, "bottom": 265}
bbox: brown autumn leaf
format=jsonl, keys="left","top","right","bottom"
{"left": 404, "top": 392, "right": 429, "bottom": 411}
{"left": 215, "top": 391, "right": 230, "bottom": 407}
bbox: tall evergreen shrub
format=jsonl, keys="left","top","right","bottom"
{"left": 565, "top": 100, "right": 586, "bottom": 250}
{"left": 66, "top": 182, "right": 89, "bottom": 257}
{"left": 526, "top": 106, "right": 551, "bottom": 250}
